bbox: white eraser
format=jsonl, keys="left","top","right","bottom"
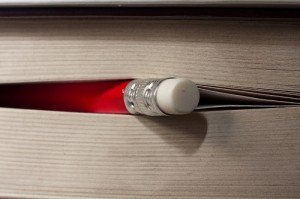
{"left": 156, "top": 78, "right": 200, "bottom": 115}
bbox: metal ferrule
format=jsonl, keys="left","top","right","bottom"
{"left": 124, "top": 78, "right": 171, "bottom": 116}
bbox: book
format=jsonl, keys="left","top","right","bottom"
{"left": 0, "top": 17, "right": 299, "bottom": 198}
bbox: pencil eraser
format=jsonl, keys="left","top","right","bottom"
{"left": 156, "top": 78, "right": 200, "bottom": 115}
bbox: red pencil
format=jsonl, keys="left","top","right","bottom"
{"left": 0, "top": 78, "right": 199, "bottom": 116}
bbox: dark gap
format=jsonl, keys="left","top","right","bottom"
{"left": 0, "top": 7, "right": 300, "bottom": 19}
{"left": 0, "top": 80, "right": 131, "bottom": 114}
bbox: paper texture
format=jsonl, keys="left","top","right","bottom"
{"left": 197, "top": 85, "right": 300, "bottom": 110}
{"left": 0, "top": 107, "right": 299, "bottom": 198}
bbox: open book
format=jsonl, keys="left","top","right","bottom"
{"left": 0, "top": 15, "right": 299, "bottom": 198}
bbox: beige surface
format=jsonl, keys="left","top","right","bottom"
{"left": 0, "top": 107, "right": 299, "bottom": 198}
{"left": 0, "top": 18, "right": 299, "bottom": 92}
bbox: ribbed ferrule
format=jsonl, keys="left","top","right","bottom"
{"left": 124, "top": 78, "right": 170, "bottom": 116}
